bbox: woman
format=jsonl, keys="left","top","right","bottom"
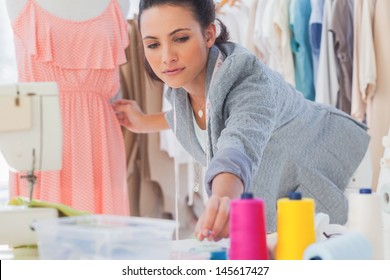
{"left": 112, "top": 0, "right": 370, "bottom": 241}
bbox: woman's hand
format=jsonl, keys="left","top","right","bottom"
{"left": 194, "top": 172, "right": 244, "bottom": 241}
{"left": 112, "top": 99, "right": 170, "bottom": 133}
{"left": 112, "top": 99, "right": 145, "bottom": 133}
{"left": 195, "top": 195, "right": 231, "bottom": 241}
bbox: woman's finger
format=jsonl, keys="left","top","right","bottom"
{"left": 211, "top": 196, "right": 230, "bottom": 240}
{"left": 214, "top": 221, "right": 230, "bottom": 242}
{"left": 112, "top": 99, "right": 133, "bottom": 106}
{"left": 194, "top": 213, "right": 205, "bottom": 240}
{"left": 199, "top": 195, "right": 220, "bottom": 239}
{"left": 112, "top": 104, "right": 131, "bottom": 114}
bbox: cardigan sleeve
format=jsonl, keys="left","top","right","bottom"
{"left": 205, "top": 54, "right": 281, "bottom": 193}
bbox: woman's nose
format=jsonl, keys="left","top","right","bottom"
{"left": 162, "top": 47, "right": 178, "bottom": 64}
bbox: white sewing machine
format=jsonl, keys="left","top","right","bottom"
{"left": 0, "top": 82, "right": 62, "bottom": 246}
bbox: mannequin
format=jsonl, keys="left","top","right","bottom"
{"left": 6, "top": 0, "right": 132, "bottom": 215}
{"left": 6, "top": 0, "right": 129, "bottom": 22}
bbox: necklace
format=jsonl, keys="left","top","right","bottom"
{"left": 191, "top": 96, "right": 205, "bottom": 118}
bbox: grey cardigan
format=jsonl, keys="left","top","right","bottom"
{"left": 165, "top": 42, "right": 370, "bottom": 232}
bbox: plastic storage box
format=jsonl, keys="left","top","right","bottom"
{"left": 32, "top": 215, "right": 176, "bottom": 260}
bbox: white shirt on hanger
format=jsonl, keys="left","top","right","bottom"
{"left": 253, "top": 0, "right": 270, "bottom": 63}
{"left": 315, "top": 0, "right": 338, "bottom": 106}
{"left": 274, "top": 0, "right": 295, "bottom": 86}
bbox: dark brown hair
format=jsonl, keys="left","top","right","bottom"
{"left": 138, "top": 0, "right": 229, "bottom": 82}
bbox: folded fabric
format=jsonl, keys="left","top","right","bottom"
{"left": 8, "top": 197, "right": 90, "bottom": 217}
{"left": 315, "top": 212, "right": 350, "bottom": 241}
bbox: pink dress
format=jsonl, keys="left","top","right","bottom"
{"left": 9, "top": 0, "right": 130, "bottom": 215}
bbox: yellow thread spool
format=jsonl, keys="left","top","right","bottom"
{"left": 275, "top": 192, "right": 316, "bottom": 260}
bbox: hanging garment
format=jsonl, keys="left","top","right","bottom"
{"left": 354, "top": 0, "right": 378, "bottom": 188}
{"left": 315, "top": 0, "right": 339, "bottom": 106}
{"left": 289, "top": 0, "right": 315, "bottom": 101}
{"left": 253, "top": 0, "right": 270, "bottom": 63}
{"left": 252, "top": 0, "right": 295, "bottom": 86}
{"left": 258, "top": 0, "right": 278, "bottom": 67}
{"left": 245, "top": 0, "right": 262, "bottom": 58}
{"left": 351, "top": 0, "right": 367, "bottom": 122}
{"left": 359, "top": 0, "right": 376, "bottom": 102}
{"left": 9, "top": 0, "right": 130, "bottom": 215}
{"left": 366, "top": 0, "right": 390, "bottom": 191}
{"left": 309, "top": 0, "right": 324, "bottom": 87}
{"left": 274, "top": 0, "right": 295, "bottom": 86}
{"left": 330, "top": 0, "right": 354, "bottom": 114}
{"left": 216, "top": 2, "right": 250, "bottom": 46}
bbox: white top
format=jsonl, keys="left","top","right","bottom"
{"left": 160, "top": 90, "right": 192, "bottom": 163}
{"left": 193, "top": 114, "right": 207, "bottom": 153}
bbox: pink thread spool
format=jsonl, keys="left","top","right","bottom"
{"left": 229, "top": 193, "right": 268, "bottom": 260}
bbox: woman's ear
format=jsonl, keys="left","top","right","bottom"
{"left": 205, "top": 23, "right": 217, "bottom": 48}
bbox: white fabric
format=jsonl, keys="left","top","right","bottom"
{"left": 216, "top": 4, "right": 248, "bottom": 46}
{"left": 351, "top": 0, "right": 366, "bottom": 122}
{"left": 274, "top": 0, "right": 295, "bottom": 86}
{"left": 359, "top": 0, "right": 376, "bottom": 101}
{"left": 244, "top": 0, "right": 260, "bottom": 55}
{"left": 252, "top": 0, "right": 294, "bottom": 85}
{"left": 253, "top": 0, "right": 269, "bottom": 62}
{"left": 260, "top": 0, "right": 277, "bottom": 68}
{"left": 314, "top": 213, "right": 350, "bottom": 242}
{"left": 315, "top": 0, "right": 338, "bottom": 106}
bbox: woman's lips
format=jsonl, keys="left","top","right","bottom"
{"left": 163, "top": 67, "right": 185, "bottom": 76}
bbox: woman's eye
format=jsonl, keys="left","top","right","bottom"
{"left": 147, "top": 43, "right": 159, "bottom": 49}
{"left": 175, "top": 36, "right": 189, "bottom": 43}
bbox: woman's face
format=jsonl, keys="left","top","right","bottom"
{"left": 140, "top": 4, "right": 215, "bottom": 90}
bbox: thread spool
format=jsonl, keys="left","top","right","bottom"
{"left": 229, "top": 192, "right": 268, "bottom": 260}
{"left": 210, "top": 250, "right": 227, "bottom": 260}
{"left": 275, "top": 192, "right": 316, "bottom": 260}
{"left": 379, "top": 183, "right": 390, "bottom": 215}
{"left": 303, "top": 231, "right": 372, "bottom": 260}
{"left": 347, "top": 188, "right": 384, "bottom": 259}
